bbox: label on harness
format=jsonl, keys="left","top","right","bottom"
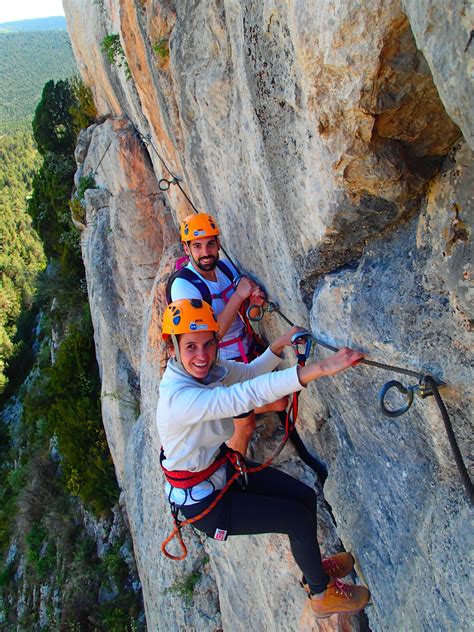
{"left": 213, "top": 528, "right": 228, "bottom": 541}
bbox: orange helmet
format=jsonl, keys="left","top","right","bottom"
{"left": 180, "top": 213, "right": 219, "bottom": 242}
{"left": 162, "top": 298, "right": 219, "bottom": 340}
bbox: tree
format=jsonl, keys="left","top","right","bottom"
{"left": 69, "top": 75, "right": 97, "bottom": 131}
{"left": 32, "top": 79, "right": 77, "bottom": 155}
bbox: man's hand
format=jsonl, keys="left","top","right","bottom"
{"left": 249, "top": 288, "right": 266, "bottom": 306}
{"left": 235, "top": 276, "right": 262, "bottom": 300}
{"left": 218, "top": 276, "right": 263, "bottom": 337}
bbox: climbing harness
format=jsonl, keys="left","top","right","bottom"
{"left": 131, "top": 121, "right": 473, "bottom": 504}
{"left": 165, "top": 259, "right": 236, "bottom": 306}
{"left": 165, "top": 258, "right": 263, "bottom": 363}
{"left": 160, "top": 334, "right": 308, "bottom": 560}
{"left": 246, "top": 304, "right": 473, "bottom": 504}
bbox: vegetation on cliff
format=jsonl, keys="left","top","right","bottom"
{"left": 101, "top": 33, "right": 131, "bottom": 80}
{"left": 0, "top": 78, "right": 144, "bottom": 629}
{"left": 0, "top": 131, "right": 45, "bottom": 394}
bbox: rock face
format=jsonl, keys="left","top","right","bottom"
{"left": 65, "top": 1, "right": 473, "bottom": 630}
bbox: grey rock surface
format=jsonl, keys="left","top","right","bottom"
{"left": 403, "top": 0, "right": 474, "bottom": 148}
{"left": 311, "top": 143, "right": 473, "bottom": 632}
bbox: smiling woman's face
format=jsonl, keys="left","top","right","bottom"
{"left": 177, "top": 331, "right": 218, "bottom": 379}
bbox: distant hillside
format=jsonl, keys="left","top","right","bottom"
{"left": 0, "top": 30, "right": 76, "bottom": 130}
{"left": 0, "top": 16, "right": 66, "bottom": 32}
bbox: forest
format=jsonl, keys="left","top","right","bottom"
{"left": 0, "top": 76, "right": 144, "bottom": 630}
{"left": 0, "top": 131, "right": 44, "bottom": 394}
{"left": 0, "top": 30, "right": 76, "bottom": 131}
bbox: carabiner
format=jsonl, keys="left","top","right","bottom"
{"left": 234, "top": 454, "right": 248, "bottom": 487}
{"left": 290, "top": 329, "right": 313, "bottom": 364}
{"left": 233, "top": 274, "right": 244, "bottom": 289}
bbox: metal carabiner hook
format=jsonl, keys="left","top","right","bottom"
{"left": 233, "top": 274, "right": 244, "bottom": 289}
{"left": 234, "top": 454, "right": 248, "bottom": 487}
{"left": 378, "top": 380, "right": 415, "bottom": 417}
{"left": 290, "top": 329, "right": 313, "bottom": 364}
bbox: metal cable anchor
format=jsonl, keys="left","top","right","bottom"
{"left": 379, "top": 376, "right": 446, "bottom": 418}
{"left": 135, "top": 131, "right": 151, "bottom": 146}
{"left": 246, "top": 301, "right": 280, "bottom": 322}
{"left": 159, "top": 176, "right": 181, "bottom": 191}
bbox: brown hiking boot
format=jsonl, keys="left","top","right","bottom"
{"left": 322, "top": 552, "right": 354, "bottom": 578}
{"left": 309, "top": 577, "right": 370, "bottom": 619}
{"left": 300, "top": 551, "right": 355, "bottom": 593}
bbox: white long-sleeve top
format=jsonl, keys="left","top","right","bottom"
{"left": 156, "top": 347, "right": 303, "bottom": 474}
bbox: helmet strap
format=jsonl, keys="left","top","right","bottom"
{"left": 171, "top": 334, "right": 182, "bottom": 367}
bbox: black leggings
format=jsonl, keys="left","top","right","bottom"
{"left": 179, "top": 462, "right": 330, "bottom": 593}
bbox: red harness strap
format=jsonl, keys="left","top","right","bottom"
{"left": 160, "top": 444, "right": 236, "bottom": 489}
{"left": 211, "top": 281, "right": 234, "bottom": 304}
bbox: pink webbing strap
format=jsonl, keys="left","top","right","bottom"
{"left": 212, "top": 277, "right": 251, "bottom": 363}
{"left": 218, "top": 335, "right": 249, "bottom": 363}
{"left": 211, "top": 281, "right": 234, "bottom": 304}
{"left": 175, "top": 256, "right": 190, "bottom": 270}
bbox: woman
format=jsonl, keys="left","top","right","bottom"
{"left": 156, "top": 298, "right": 370, "bottom": 618}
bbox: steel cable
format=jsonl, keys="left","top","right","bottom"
{"left": 130, "top": 121, "right": 472, "bottom": 504}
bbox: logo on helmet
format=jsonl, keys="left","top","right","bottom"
{"left": 193, "top": 229, "right": 206, "bottom": 237}
{"left": 189, "top": 321, "right": 209, "bottom": 331}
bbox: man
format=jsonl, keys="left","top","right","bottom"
{"left": 168, "top": 213, "right": 287, "bottom": 455}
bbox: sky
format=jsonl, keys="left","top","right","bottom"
{"left": 0, "top": 0, "right": 64, "bottom": 24}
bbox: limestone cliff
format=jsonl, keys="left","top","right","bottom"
{"left": 64, "top": 1, "right": 473, "bottom": 630}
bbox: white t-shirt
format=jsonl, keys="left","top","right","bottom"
{"left": 170, "top": 260, "right": 250, "bottom": 360}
